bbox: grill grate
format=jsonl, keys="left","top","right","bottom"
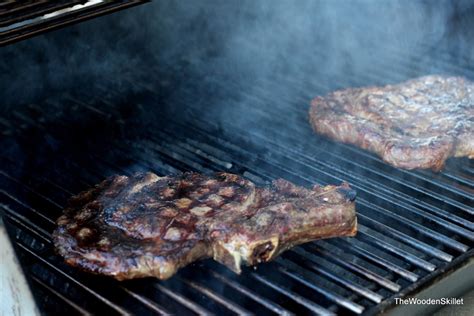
{"left": 0, "top": 0, "right": 147, "bottom": 46}
{"left": 1, "top": 40, "right": 473, "bottom": 315}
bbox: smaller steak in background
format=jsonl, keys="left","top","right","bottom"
{"left": 53, "top": 172, "right": 357, "bottom": 280}
{"left": 309, "top": 75, "right": 474, "bottom": 171}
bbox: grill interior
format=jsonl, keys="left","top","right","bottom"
{"left": 1, "top": 2, "right": 473, "bottom": 315}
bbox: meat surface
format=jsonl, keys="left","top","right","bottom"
{"left": 53, "top": 172, "right": 357, "bottom": 280}
{"left": 309, "top": 75, "right": 474, "bottom": 171}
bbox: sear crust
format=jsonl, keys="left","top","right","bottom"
{"left": 309, "top": 75, "right": 474, "bottom": 171}
{"left": 53, "top": 172, "right": 357, "bottom": 280}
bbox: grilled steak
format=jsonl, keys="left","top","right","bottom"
{"left": 309, "top": 75, "right": 474, "bottom": 171}
{"left": 53, "top": 172, "right": 357, "bottom": 280}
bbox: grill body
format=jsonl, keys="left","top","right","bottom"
{"left": 0, "top": 1, "right": 473, "bottom": 315}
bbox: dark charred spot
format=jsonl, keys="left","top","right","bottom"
{"left": 336, "top": 187, "right": 357, "bottom": 202}
{"left": 392, "top": 126, "right": 405, "bottom": 135}
{"left": 252, "top": 242, "right": 275, "bottom": 263}
{"left": 216, "top": 173, "right": 228, "bottom": 181}
{"left": 103, "top": 205, "right": 119, "bottom": 219}
{"left": 124, "top": 204, "right": 149, "bottom": 219}
{"left": 87, "top": 201, "right": 101, "bottom": 211}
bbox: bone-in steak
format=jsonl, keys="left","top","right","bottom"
{"left": 53, "top": 172, "right": 357, "bottom": 280}
{"left": 309, "top": 75, "right": 474, "bottom": 171}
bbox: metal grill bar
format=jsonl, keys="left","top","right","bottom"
{"left": 284, "top": 250, "right": 384, "bottom": 304}
{"left": 438, "top": 171, "right": 474, "bottom": 188}
{"left": 0, "top": 1, "right": 84, "bottom": 27}
{"left": 358, "top": 201, "right": 468, "bottom": 252}
{"left": 249, "top": 273, "right": 335, "bottom": 315}
{"left": 153, "top": 283, "right": 211, "bottom": 315}
{"left": 120, "top": 286, "right": 170, "bottom": 315}
{"left": 29, "top": 275, "right": 91, "bottom": 315}
{"left": 356, "top": 227, "right": 436, "bottom": 272}
{"left": 330, "top": 240, "right": 419, "bottom": 282}
{"left": 207, "top": 270, "right": 293, "bottom": 316}
{"left": 1, "top": 182, "right": 55, "bottom": 219}
{"left": 0, "top": 0, "right": 147, "bottom": 46}
{"left": 275, "top": 259, "right": 365, "bottom": 314}
{"left": 0, "top": 1, "right": 50, "bottom": 16}
{"left": 302, "top": 245, "right": 401, "bottom": 293}
{"left": 180, "top": 278, "right": 252, "bottom": 315}
{"left": 292, "top": 241, "right": 408, "bottom": 289}
{"left": 357, "top": 214, "right": 453, "bottom": 262}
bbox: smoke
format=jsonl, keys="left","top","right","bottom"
{"left": 0, "top": 0, "right": 472, "bottom": 130}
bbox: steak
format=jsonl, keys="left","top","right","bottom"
{"left": 53, "top": 172, "right": 357, "bottom": 280}
{"left": 309, "top": 75, "right": 474, "bottom": 171}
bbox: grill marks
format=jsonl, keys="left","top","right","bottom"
{"left": 309, "top": 75, "right": 474, "bottom": 171}
{"left": 53, "top": 172, "right": 257, "bottom": 279}
{"left": 53, "top": 172, "right": 357, "bottom": 280}
{"left": 101, "top": 173, "right": 253, "bottom": 243}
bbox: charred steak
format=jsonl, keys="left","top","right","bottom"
{"left": 53, "top": 172, "right": 357, "bottom": 280}
{"left": 309, "top": 75, "right": 474, "bottom": 171}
